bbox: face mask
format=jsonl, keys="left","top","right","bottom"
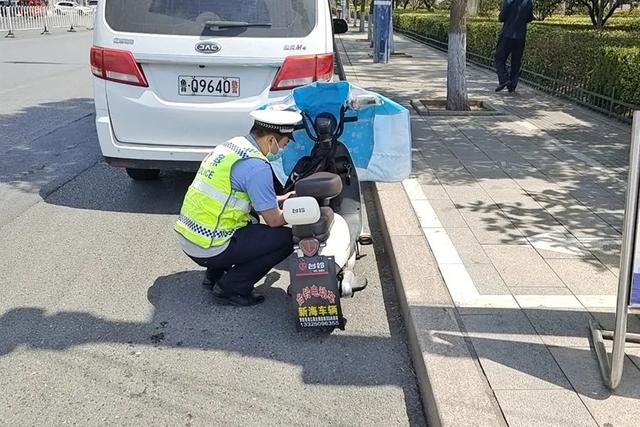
{"left": 266, "top": 137, "right": 283, "bottom": 162}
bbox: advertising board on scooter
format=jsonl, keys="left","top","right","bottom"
{"left": 290, "top": 255, "right": 345, "bottom": 330}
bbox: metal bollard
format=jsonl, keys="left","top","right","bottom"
{"left": 41, "top": 12, "right": 50, "bottom": 35}
{"left": 5, "top": 7, "right": 15, "bottom": 38}
{"left": 68, "top": 12, "right": 76, "bottom": 32}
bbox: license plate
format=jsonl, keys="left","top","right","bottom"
{"left": 178, "top": 76, "right": 240, "bottom": 97}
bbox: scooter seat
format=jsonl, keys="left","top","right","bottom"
{"left": 293, "top": 207, "right": 334, "bottom": 243}
{"left": 294, "top": 172, "right": 343, "bottom": 200}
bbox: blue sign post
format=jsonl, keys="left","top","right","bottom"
{"left": 372, "top": 0, "right": 391, "bottom": 64}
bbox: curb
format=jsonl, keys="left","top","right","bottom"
{"left": 371, "top": 182, "right": 506, "bottom": 427}
{"left": 335, "top": 34, "right": 506, "bottom": 426}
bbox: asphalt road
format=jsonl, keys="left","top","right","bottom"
{"left": 0, "top": 30, "right": 426, "bottom": 426}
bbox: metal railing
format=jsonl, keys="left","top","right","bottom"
{"left": 395, "top": 26, "right": 638, "bottom": 124}
{"left": 0, "top": 6, "right": 95, "bottom": 37}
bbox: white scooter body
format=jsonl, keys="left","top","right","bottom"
{"left": 283, "top": 196, "right": 358, "bottom": 296}
{"left": 318, "top": 213, "right": 351, "bottom": 269}
{"left": 283, "top": 196, "right": 350, "bottom": 268}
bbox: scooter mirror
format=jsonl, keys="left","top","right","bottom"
{"left": 283, "top": 196, "right": 321, "bottom": 226}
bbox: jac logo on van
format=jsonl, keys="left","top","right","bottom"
{"left": 195, "top": 41, "right": 222, "bottom": 54}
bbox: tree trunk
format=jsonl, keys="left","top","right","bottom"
{"left": 602, "top": 1, "right": 622, "bottom": 27}
{"left": 596, "top": 0, "right": 604, "bottom": 27}
{"left": 447, "top": 0, "right": 469, "bottom": 111}
{"left": 467, "top": 0, "right": 479, "bottom": 16}
{"left": 587, "top": 5, "right": 598, "bottom": 27}
{"left": 360, "top": 0, "right": 366, "bottom": 32}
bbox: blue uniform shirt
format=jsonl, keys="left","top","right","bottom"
{"left": 230, "top": 134, "right": 277, "bottom": 212}
{"left": 179, "top": 134, "right": 277, "bottom": 258}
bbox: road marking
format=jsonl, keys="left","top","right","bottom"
{"left": 402, "top": 178, "right": 616, "bottom": 311}
{"left": 515, "top": 295, "right": 585, "bottom": 310}
{"left": 403, "top": 178, "right": 518, "bottom": 308}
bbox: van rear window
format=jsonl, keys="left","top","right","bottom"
{"left": 105, "top": 0, "right": 317, "bottom": 38}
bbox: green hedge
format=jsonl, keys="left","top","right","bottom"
{"left": 394, "top": 13, "right": 640, "bottom": 107}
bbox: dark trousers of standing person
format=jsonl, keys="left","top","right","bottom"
{"left": 495, "top": 36, "right": 526, "bottom": 90}
{"left": 189, "top": 224, "right": 293, "bottom": 296}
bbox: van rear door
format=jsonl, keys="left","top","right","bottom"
{"left": 97, "top": 0, "right": 328, "bottom": 148}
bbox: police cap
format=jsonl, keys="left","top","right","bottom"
{"left": 250, "top": 109, "right": 302, "bottom": 135}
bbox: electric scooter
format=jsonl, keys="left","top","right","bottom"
{"left": 281, "top": 95, "right": 376, "bottom": 330}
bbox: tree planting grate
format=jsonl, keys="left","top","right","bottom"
{"left": 410, "top": 99, "right": 507, "bottom": 116}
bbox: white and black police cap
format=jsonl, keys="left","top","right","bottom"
{"left": 250, "top": 109, "right": 302, "bottom": 135}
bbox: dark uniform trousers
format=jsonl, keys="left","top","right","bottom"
{"left": 189, "top": 224, "right": 293, "bottom": 296}
{"left": 495, "top": 35, "right": 526, "bottom": 89}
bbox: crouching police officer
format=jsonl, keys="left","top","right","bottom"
{"left": 175, "top": 109, "right": 302, "bottom": 306}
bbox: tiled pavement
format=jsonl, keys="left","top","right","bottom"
{"left": 337, "top": 29, "right": 640, "bottom": 426}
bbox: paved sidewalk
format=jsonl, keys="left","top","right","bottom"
{"left": 337, "top": 30, "right": 640, "bottom": 426}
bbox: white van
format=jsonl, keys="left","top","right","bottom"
{"left": 91, "top": 0, "right": 347, "bottom": 180}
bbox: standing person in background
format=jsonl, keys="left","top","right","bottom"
{"left": 494, "top": 0, "right": 534, "bottom": 93}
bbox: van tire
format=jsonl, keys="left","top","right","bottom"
{"left": 126, "top": 168, "right": 160, "bottom": 181}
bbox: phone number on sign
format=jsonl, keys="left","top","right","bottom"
{"left": 300, "top": 316, "right": 340, "bottom": 327}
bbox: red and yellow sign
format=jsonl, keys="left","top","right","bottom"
{"left": 289, "top": 255, "right": 344, "bottom": 329}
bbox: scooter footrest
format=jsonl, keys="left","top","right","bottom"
{"left": 358, "top": 233, "right": 373, "bottom": 246}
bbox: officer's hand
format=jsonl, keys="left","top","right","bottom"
{"left": 277, "top": 191, "right": 296, "bottom": 204}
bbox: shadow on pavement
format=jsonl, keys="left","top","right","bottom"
{"left": 386, "top": 82, "right": 628, "bottom": 272}
{"left": 0, "top": 270, "right": 413, "bottom": 389}
{"left": 0, "top": 182, "right": 427, "bottom": 424}
{"left": 0, "top": 97, "right": 196, "bottom": 216}
{"left": 0, "top": 98, "right": 99, "bottom": 201}
{"left": 418, "top": 305, "right": 640, "bottom": 402}
{"left": 44, "top": 162, "right": 195, "bottom": 215}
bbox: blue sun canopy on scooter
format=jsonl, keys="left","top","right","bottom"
{"left": 262, "top": 81, "right": 412, "bottom": 185}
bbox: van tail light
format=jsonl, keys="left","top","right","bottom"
{"left": 90, "top": 47, "right": 149, "bottom": 87}
{"left": 271, "top": 53, "right": 334, "bottom": 91}
{"left": 299, "top": 238, "right": 320, "bottom": 257}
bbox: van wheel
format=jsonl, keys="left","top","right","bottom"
{"left": 126, "top": 168, "right": 160, "bottom": 181}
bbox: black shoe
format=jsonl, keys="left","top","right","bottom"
{"left": 495, "top": 81, "right": 510, "bottom": 92}
{"left": 212, "top": 286, "right": 265, "bottom": 307}
{"left": 507, "top": 85, "right": 517, "bottom": 93}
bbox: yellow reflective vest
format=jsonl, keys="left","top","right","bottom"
{"left": 175, "top": 137, "right": 267, "bottom": 249}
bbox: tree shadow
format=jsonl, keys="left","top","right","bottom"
{"left": 0, "top": 98, "right": 98, "bottom": 195}
{"left": 0, "top": 96, "right": 199, "bottom": 217}
{"left": 340, "top": 34, "right": 630, "bottom": 274}
{"left": 44, "top": 162, "right": 196, "bottom": 215}
{"left": 415, "top": 305, "right": 640, "bottom": 402}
